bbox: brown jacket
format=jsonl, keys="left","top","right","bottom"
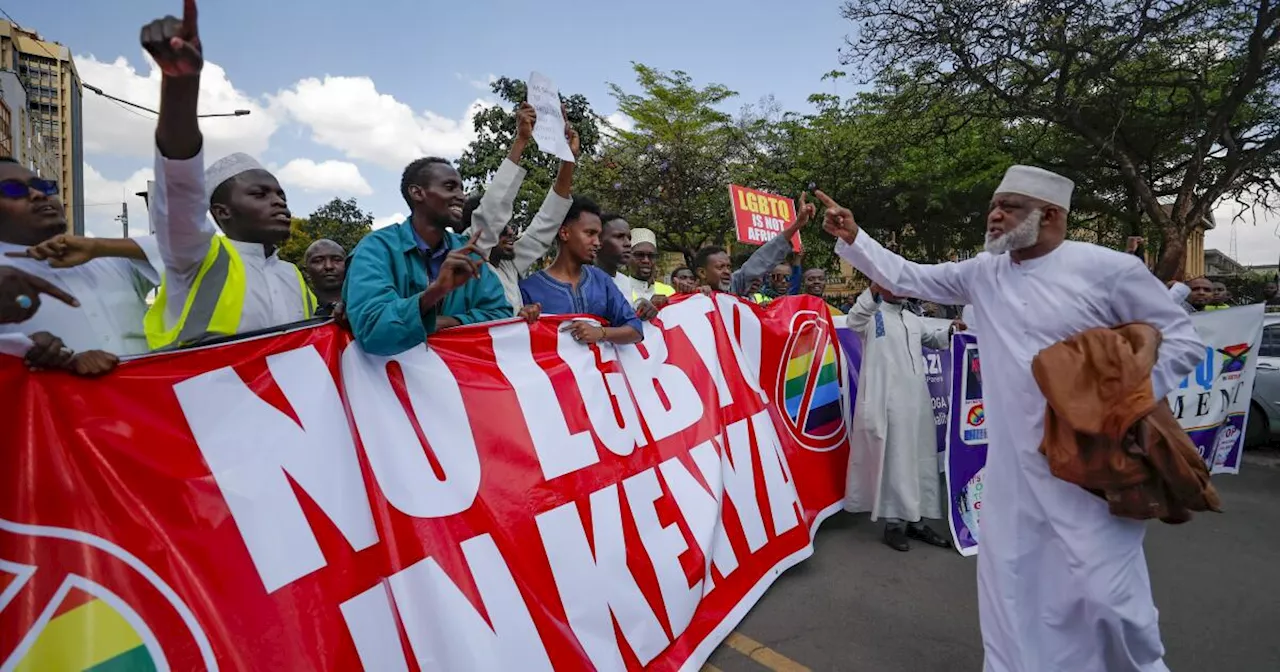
{"left": 1032, "top": 323, "right": 1221, "bottom": 524}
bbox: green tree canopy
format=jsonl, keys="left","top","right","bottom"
{"left": 840, "top": 0, "right": 1280, "bottom": 279}
{"left": 458, "top": 76, "right": 602, "bottom": 226}
{"left": 279, "top": 198, "right": 374, "bottom": 265}
{"left": 578, "top": 63, "right": 759, "bottom": 266}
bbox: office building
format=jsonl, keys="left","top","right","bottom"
{"left": 0, "top": 21, "right": 83, "bottom": 234}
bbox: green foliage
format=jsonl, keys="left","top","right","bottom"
{"left": 840, "top": 0, "right": 1280, "bottom": 279}
{"left": 577, "top": 64, "right": 763, "bottom": 266}
{"left": 457, "top": 76, "right": 602, "bottom": 225}
{"left": 279, "top": 198, "right": 374, "bottom": 265}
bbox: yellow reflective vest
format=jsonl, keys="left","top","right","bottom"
{"left": 144, "top": 237, "right": 316, "bottom": 350}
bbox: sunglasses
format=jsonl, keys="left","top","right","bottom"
{"left": 0, "top": 178, "right": 58, "bottom": 199}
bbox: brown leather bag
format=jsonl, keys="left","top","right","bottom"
{"left": 1033, "top": 324, "right": 1221, "bottom": 523}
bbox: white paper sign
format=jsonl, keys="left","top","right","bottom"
{"left": 528, "top": 71, "right": 575, "bottom": 163}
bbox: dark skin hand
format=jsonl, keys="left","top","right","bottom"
{"left": 147, "top": 0, "right": 203, "bottom": 160}
{"left": 6, "top": 235, "right": 146, "bottom": 268}
{"left": 634, "top": 298, "right": 658, "bottom": 321}
{"left": 0, "top": 266, "right": 78, "bottom": 324}
{"left": 518, "top": 303, "right": 541, "bottom": 324}
{"left": 419, "top": 228, "right": 487, "bottom": 325}
{"left": 25, "top": 331, "right": 73, "bottom": 370}
{"left": 68, "top": 350, "right": 120, "bottom": 377}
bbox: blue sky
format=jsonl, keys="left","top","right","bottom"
{"left": 18, "top": 0, "right": 1280, "bottom": 263}
{"left": 23, "top": 0, "right": 861, "bottom": 239}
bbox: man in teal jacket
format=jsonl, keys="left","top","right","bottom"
{"left": 344, "top": 157, "right": 512, "bottom": 356}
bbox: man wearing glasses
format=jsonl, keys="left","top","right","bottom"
{"left": 0, "top": 158, "right": 164, "bottom": 375}
{"left": 626, "top": 228, "right": 674, "bottom": 308}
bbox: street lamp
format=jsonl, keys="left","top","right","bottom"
{"left": 84, "top": 83, "right": 251, "bottom": 118}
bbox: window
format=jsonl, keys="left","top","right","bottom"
{"left": 1259, "top": 325, "right": 1280, "bottom": 358}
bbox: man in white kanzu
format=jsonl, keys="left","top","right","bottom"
{"left": 817, "top": 166, "right": 1204, "bottom": 672}
{"left": 844, "top": 282, "right": 955, "bottom": 552}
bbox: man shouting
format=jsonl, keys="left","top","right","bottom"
{"left": 817, "top": 166, "right": 1203, "bottom": 672}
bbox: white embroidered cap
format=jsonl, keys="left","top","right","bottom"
{"left": 205, "top": 152, "right": 266, "bottom": 205}
{"left": 631, "top": 227, "right": 658, "bottom": 249}
{"left": 994, "top": 165, "right": 1074, "bottom": 211}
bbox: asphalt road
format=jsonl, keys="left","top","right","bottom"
{"left": 705, "top": 451, "right": 1280, "bottom": 672}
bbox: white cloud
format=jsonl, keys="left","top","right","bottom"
{"left": 373, "top": 212, "right": 407, "bottom": 230}
{"left": 274, "top": 159, "right": 372, "bottom": 196}
{"left": 77, "top": 53, "right": 278, "bottom": 161}
{"left": 81, "top": 163, "right": 155, "bottom": 239}
{"left": 605, "top": 112, "right": 635, "bottom": 133}
{"left": 1206, "top": 201, "right": 1280, "bottom": 267}
{"left": 271, "top": 76, "right": 493, "bottom": 170}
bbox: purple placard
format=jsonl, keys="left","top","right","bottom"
{"left": 945, "top": 333, "right": 986, "bottom": 557}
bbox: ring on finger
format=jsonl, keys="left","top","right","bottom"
{"left": 15, "top": 294, "right": 32, "bottom": 310}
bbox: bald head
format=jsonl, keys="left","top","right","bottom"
{"left": 303, "top": 239, "right": 347, "bottom": 301}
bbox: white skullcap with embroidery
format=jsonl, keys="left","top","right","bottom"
{"left": 995, "top": 165, "right": 1074, "bottom": 211}
{"left": 205, "top": 152, "right": 266, "bottom": 205}
{"left": 630, "top": 227, "right": 658, "bottom": 248}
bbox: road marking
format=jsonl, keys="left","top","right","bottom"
{"left": 723, "top": 631, "right": 812, "bottom": 672}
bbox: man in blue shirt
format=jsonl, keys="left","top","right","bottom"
{"left": 520, "top": 196, "right": 643, "bottom": 345}
{"left": 343, "top": 157, "right": 515, "bottom": 356}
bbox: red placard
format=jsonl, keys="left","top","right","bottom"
{"left": 0, "top": 294, "right": 846, "bottom": 671}
{"left": 729, "top": 184, "right": 803, "bottom": 252}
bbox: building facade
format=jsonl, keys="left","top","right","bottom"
{"left": 0, "top": 21, "right": 82, "bottom": 234}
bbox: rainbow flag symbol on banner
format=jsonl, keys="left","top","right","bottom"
{"left": 5, "top": 584, "right": 157, "bottom": 671}
{"left": 781, "top": 318, "right": 844, "bottom": 442}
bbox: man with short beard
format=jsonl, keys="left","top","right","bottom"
{"left": 817, "top": 165, "right": 1204, "bottom": 672}
{"left": 626, "top": 227, "right": 674, "bottom": 306}
{"left": 303, "top": 239, "right": 345, "bottom": 317}
{"left": 343, "top": 157, "right": 513, "bottom": 356}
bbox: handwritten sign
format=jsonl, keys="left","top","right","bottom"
{"left": 729, "top": 184, "right": 801, "bottom": 252}
{"left": 528, "top": 71, "right": 575, "bottom": 163}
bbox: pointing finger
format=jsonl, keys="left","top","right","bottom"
{"left": 813, "top": 190, "right": 839, "bottom": 209}
{"left": 28, "top": 275, "right": 79, "bottom": 307}
{"left": 182, "top": 0, "right": 199, "bottom": 39}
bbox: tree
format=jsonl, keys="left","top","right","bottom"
{"left": 458, "top": 76, "right": 602, "bottom": 225}
{"left": 840, "top": 0, "right": 1280, "bottom": 279}
{"left": 577, "top": 64, "right": 756, "bottom": 266}
{"left": 278, "top": 198, "right": 374, "bottom": 265}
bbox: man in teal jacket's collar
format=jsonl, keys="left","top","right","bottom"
{"left": 343, "top": 158, "right": 512, "bottom": 356}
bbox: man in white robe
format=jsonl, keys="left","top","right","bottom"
{"left": 817, "top": 166, "right": 1204, "bottom": 672}
{"left": 844, "top": 283, "right": 954, "bottom": 551}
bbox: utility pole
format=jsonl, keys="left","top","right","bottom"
{"left": 116, "top": 201, "right": 129, "bottom": 238}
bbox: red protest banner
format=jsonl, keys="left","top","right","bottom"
{"left": 0, "top": 294, "right": 848, "bottom": 671}
{"left": 729, "top": 184, "right": 803, "bottom": 252}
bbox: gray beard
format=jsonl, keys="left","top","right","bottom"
{"left": 985, "top": 209, "right": 1043, "bottom": 255}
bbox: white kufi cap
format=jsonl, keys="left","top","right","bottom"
{"left": 631, "top": 227, "right": 658, "bottom": 248}
{"left": 995, "top": 165, "right": 1074, "bottom": 211}
{"left": 205, "top": 152, "right": 266, "bottom": 205}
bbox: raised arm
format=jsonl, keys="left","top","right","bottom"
{"left": 513, "top": 128, "right": 577, "bottom": 276}
{"left": 468, "top": 103, "right": 535, "bottom": 254}
{"left": 818, "top": 190, "right": 974, "bottom": 307}
{"left": 145, "top": 0, "right": 216, "bottom": 275}
{"left": 845, "top": 288, "right": 879, "bottom": 335}
{"left": 1110, "top": 259, "right": 1206, "bottom": 399}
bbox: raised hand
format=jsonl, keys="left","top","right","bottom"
{"left": 566, "top": 127, "right": 582, "bottom": 160}
{"left": 5, "top": 234, "right": 97, "bottom": 269}
{"left": 431, "top": 228, "right": 487, "bottom": 294}
{"left": 814, "top": 190, "right": 858, "bottom": 243}
{"left": 795, "top": 192, "right": 817, "bottom": 226}
{"left": 515, "top": 103, "right": 537, "bottom": 142}
{"left": 141, "top": 0, "right": 202, "bottom": 78}
{"left": 0, "top": 267, "right": 78, "bottom": 324}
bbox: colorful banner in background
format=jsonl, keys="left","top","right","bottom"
{"left": 728, "top": 185, "right": 802, "bottom": 251}
{"left": 944, "top": 306, "right": 1263, "bottom": 556}
{"left": 1175, "top": 304, "right": 1265, "bottom": 474}
{"left": 944, "top": 333, "right": 986, "bottom": 557}
{"left": 0, "top": 295, "right": 850, "bottom": 672}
